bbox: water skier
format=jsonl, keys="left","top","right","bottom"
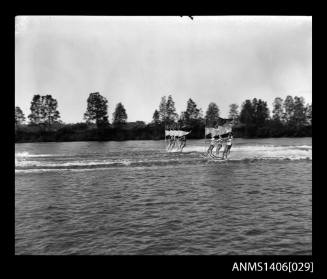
{"left": 179, "top": 136, "right": 186, "bottom": 151}
{"left": 175, "top": 136, "right": 181, "bottom": 150}
{"left": 215, "top": 136, "right": 223, "bottom": 158}
{"left": 167, "top": 135, "right": 174, "bottom": 151}
{"left": 206, "top": 137, "right": 216, "bottom": 157}
{"left": 223, "top": 133, "right": 233, "bottom": 159}
{"left": 168, "top": 135, "right": 177, "bottom": 151}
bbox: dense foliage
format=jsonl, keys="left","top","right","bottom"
{"left": 84, "top": 92, "right": 109, "bottom": 127}
{"left": 28, "top": 95, "right": 60, "bottom": 125}
{"left": 205, "top": 102, "right": 220, "bottom": 127}
{"left": 15, "top": 106, "right": 25, "bottom": 125}
{"left": 112, "top": 102, "right": 128, "bottom": 126}
{"left": 15, "top": 94, "right": 312, "bottom": 142}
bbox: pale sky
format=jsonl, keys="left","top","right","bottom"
{"left": 15, "top": 16, "right": 312, "bottom": 123}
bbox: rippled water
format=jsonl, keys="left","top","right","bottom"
{"left": 15, "top": 138, "right": 312, "bottom": 255}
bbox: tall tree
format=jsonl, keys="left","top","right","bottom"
{"left": 239, "top": 99, "right": 254, "bottom": 125}
{"left": 292, "top": 96, "right": 307, "bottom": 127}
{"left": 283, "top": 95, "right": 295, "bottom": 123}
{"left": 239, "top": 99, "right": 256, "bottom": 137}
{"left": 42, "top": 95, "right": 60, "bottom": 125}
{"left": 158, "top": 96, "right": 167, "bottom": 123}
{"left": 272, "top": 97, "right": 284, "bottom": 122}
{"left": 84, "top": 92, "right": 109, "bottom": 127}
{"left": 152, "top": 109, "right": 160, "bottom": 124}
{"left": 240, "top": 98, "right": 269, "bottom": 137}
{"left": 305, "top": 103, "right": 312, "bottom": 125}
{"left": 113, "top": 102, "right": 128, "bottom": 126}
{"left": 184, "top": 98, "right": 200, "bottom": 121}
{"left": 251, "top": 98, "right": 259, "bottom": 121}
{"left": 165, "top": 95, "right": 178, "bottom": 126}
{"left": 178, "top": 111, "right": 186, "bottom": 127}
{"left": 180, "top": 98, "right": 203, "bottom": 129}
{"left": 270, "top": 97, "right": 285, "bottom": 136}
{"left": 228, "top": 103, "right": 239, "bottom": 124}
{"left": 28, "top": 95, "right": 43, "bottom": 124}
{"left": 255, "top": 99, "right": 270, "bottom": 127}
{"left": 28, "top": 94, "right": 60, "bottom": 125}
{"left": 15, "top": 106, "right": 25, "bottom": 125}
{"left": 205, "top": 102, "right": 220, "bottom": 127}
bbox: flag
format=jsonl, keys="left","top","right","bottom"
{"left": 205, "top": 117, "right": 233, "bottom": 137}
{"left": 217, "top": 117, "right": 233, "bottom": 126}
{"left": 205, "top": 126, "right": 232, "bottom": 137}
{"left": 165, "top": 130, "right": 191, "bottom": 137}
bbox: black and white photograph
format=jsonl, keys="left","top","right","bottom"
{"left": 15, "top": 16, "right": 312, "bottom": 256}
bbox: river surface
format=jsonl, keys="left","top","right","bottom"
{"left": 15, "top": 138, "right": 312, "bottom": 255}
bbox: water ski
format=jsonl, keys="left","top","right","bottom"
{"left": 201, "top": 154, "right": 225, "bottom": 160}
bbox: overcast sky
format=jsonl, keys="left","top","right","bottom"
{"left": 15, "top": 16, "right": 312, "bottom": 123}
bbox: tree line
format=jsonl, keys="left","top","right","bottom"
{"left": 15, "top": 92, "right": 312, "bottom": 142}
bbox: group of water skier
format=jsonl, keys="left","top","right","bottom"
{"left": 166, "top": 135, "right": 187, "bottom": 152}
{"left": 206, "top": 132, "right": 233, "bottom": 159}
{"left": 166, "top": 131, "right": 233, "bottom": 159}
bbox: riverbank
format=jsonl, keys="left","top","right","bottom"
{"left": 15, "top": 123, "right": 312, "bottom": 143}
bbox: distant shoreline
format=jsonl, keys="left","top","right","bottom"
{"left": 14, "top": 122, "right": 312, "bottom": 143}
{"left": 15, "top": 136, "right": 312, "bottom": 144}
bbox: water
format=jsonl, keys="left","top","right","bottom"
{"left": 15, "top": 138, "right": 312, "bottom": 255}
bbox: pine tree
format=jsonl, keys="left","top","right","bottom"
{"left": 283, "top": 95, "right": 295, "bottom": 124}
{"left": 184, "top": 98, "right": 200, "bottom": 121}
{"left": 113, "top": 102, "right": 128, "bottom": 126}
{"left": 180, "top": 98, "right": 203, "bottom": 129}
{"left": 255, "top": 99, "right": 270, "bottom": 127}
{"left": 239, "top": 99, "right": 256, "bottom": 137}
{"left": 272, "top": 97, "right": 284, "bottom": 122}
{"left": 152, "top": 109, "right": 160, "bottom": 124}
{"left": 292, "top": 96, "right": 307, "bottom": 127}
{"left": 158, "top": 96, "right": 167, "bottom": 123}
{"left": 239, "top": 99, "right": 254, "bottom": 125}
{"left": 205, "top": 102, "right": 219, "bottom": 127}
{"left": 228, "top": 103, "right": 239, "bottom": 124}
{"left": 165, "top": 95, "right": 178, "bottom": 126}
{"left": 28, "top": 95, "right": 43, "bottom": 124}
{"left": 251, "top": 98, "right": 259, "bottom": 121}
